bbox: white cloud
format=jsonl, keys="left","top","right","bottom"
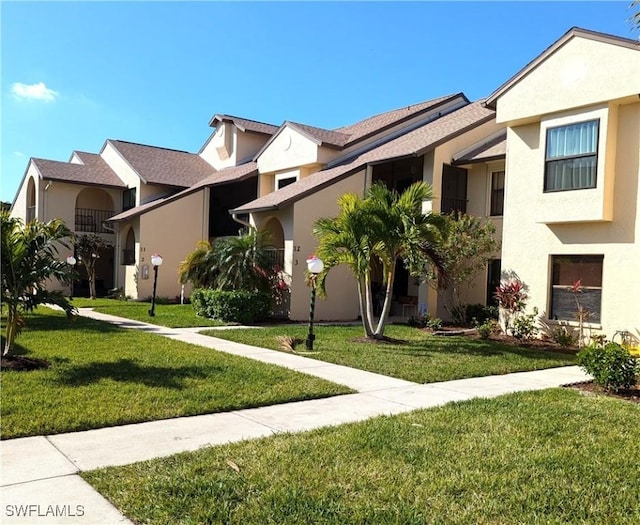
{"left": 13, "top": 151, "right": 25, "bottom": 157}
{"left": 11, "top": 82, "right": 59, "bottom": 102}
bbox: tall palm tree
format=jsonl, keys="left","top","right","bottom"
{"left": 366, "top": 182, "right": 447, "bottom": 338}
{"left": 1, "top": 212, "right": 76, "bottom": 356}
{"left": 314, "top": 193, "right": 377, "bottom": 336}
{"left": 314, "top": 182, "right": 447, "bottom": 339}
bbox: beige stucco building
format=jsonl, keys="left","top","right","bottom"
{"left": 10, "top": 27, "right": 638, "bottom": 343}
{"left": 486, "top": 28, "right": 640, "bottom": 344}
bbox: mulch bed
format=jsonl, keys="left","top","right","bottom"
{"left": 567, "top": 381, "right": 640, "bottom": 404}
{"left": 1, "top": 355, "right": 50, "bottom": 372}
{"left": 423, "top": 327, "right": 640, "bottom": 404}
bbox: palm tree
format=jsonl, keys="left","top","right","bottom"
{"left": 178, "top": 240, "right": 219, "bottom": 288}
{"left": 179, "top": 228, "right": 279, "bottom": 293}
{"left": 1, "top": 212, "right": 77, "bottom": 356}
{"left": 314, "top": 192, "right": 377, "bottom": 337}
{"left": 314, "top": 182, "right": 447, "bottom": 339}
{"left": 365, "top": 182, "right": 447, "bottom": 338}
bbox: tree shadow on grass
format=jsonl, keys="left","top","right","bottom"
{"left": 19, "top": 312, "right": 124, "bottom": 335}
{"left": 55, "top": 358, "right": 218, "bottom": 389}
{"left": 394, "top": 337, "right": 574, "bottom": 362}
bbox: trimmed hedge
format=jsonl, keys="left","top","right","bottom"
{"left": 191, "top": 289, "right": 271, "bottom": 324}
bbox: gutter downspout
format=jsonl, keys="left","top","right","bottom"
{"left": 231, "top": 211, "right": 251, "bottom": 228}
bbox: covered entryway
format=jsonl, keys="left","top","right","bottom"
{"left": 73, "top": 188, "right": 116, "bottom": 297}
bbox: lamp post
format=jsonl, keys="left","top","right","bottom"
{"left": 66, "top": 254, "right": 76, "bottom": 299}
{"left": 305, "top": 255, "right": 324, "bottom": 350}
{"left": 148, "top": 253, "right": 163, "bottom": 317}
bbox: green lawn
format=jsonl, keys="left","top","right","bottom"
{"left": 0, "top": 309, "right": 351, "bottom": 439}
{"left": 84, "top": 388, "right": 640, "bottom": 525}
{"left": 70, "top": 297, "right": 226, "bottom": 328}
{"left": 204, "top": 324, "right": 576, "bottom": 383}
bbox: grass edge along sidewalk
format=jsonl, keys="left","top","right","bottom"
{"left": 1, "top": 309, "right": 352, "bottom": 439}
{"left": 84, "top": 388, "right": 640, "bottom": 525}
{"left": 203, "top": 324, "right": 577, "bottom": 384}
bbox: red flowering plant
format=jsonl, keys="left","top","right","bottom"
{"left": 569, "top": 279, "right": 591, "bottom": 347}
{"left": 494, "top": 279, "right": 529, "bottom": 335}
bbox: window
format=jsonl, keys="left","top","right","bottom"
{"left": 550, "top": 255, "right": 603, "bottom": 323}
{"left": 490, "top": 171, "right": 505, "bottom": 216}
{"left": 544, "top": 120, "right": 598, "bottom": 192}
{"left": 122, "top": 188, "right": 136, "bottom": 211}
{"left": 441, "top": 164, "right": 467, "bottom": 215}
{"left": 122, "top": 228, "right": 136, "bottom": 265}
{"left": 276, "top": 175, "right": 297, "bottom": 190}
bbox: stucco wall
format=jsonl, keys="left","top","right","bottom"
{"left": 496, "top": 37, "right": 640, "bottom": 125}
{"left": 101, "top": 142, "right": 141, "bottom": 194}
{"left": 289, "top": 170, "right": 367, "bottom": 321}
{"left": 501, "top": 101, "right": 639, "bottom": 339}
{"left": 421, "top": 120, "right": 505, "bottom": 319}
{"left": 135, "top": 190, "right": 207, "bottom": 300}
{"left": 10, "top": 165, "right": 39, "bottom": 221}
{"left": 257, "top": 127, "right": 339, "bottom": 174}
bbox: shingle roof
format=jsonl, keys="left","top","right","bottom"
{"left": 208, "top": 114, "right": 279, "bottom": 135}
{"left": 253, "top": 93, "right": 465, "bottom": 162}
{"left": 108, "top": 162, "right": 259, "bottom": 222}
{"left": 233, "top": 100, "right": 494, "bottom": 214}
{"left": 452, "top": 130, "right": 507, "bottom": 165}
{"left": 32, "top": 154, "right": 126, "bottom": 188}
{"left": 286, "top": 122, "right": 351, "bottom": 148}
{"left": 335, "top": 93, "right": 463, "bottom": 147}
{"left": 486, "top": 27, "right": 640, "bottom": 109}
{"left": 108, "top": 140, "right": 216, "bottom": 187}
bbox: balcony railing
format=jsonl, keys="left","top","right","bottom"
{"left": 75, "top": 208, "right": 115, "bottom": 233}
{"left": 264, "top": 248, "right": 285, "bottom": 269}
{"left": 441, "top": 197, "right": 467, "bottom": 215}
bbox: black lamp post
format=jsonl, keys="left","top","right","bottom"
{"left": 66, "top": 254, "right": 76, "bottom": 299}
{"left": 148, "top": 253, "right": 163, "bottom": 317}
{"left": 305, "top": 255, "right": 324, "bottom": 350}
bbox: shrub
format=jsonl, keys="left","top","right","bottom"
{"left": 407, "top": 315, "right": 442, "bottom": 330}
{"left": 191, "top": 289, "right": 271, "bottom": 324}
{"left": 465, "top": 303, "right": 499, "bottom": 326}
{"left": 475, "top": 319, "right": 499, "bottom": 340}
{"left": 578, "top": 342, "right": 638, "bottom": 392}
{"left": 511, "top": 307, "right": 539, "bottom": 340}
{"left": 551, "top": 326, "right": 577, "bottom": 348}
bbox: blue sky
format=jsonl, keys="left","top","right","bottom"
{"left": 1, "top": 1, "right": 636, "bottom": 202}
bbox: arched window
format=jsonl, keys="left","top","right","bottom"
{"left": 123, "top": 228, "right": 136, "bottom": 265}
{"left": 27, "top": 178, "right": 36, "bottom": 222}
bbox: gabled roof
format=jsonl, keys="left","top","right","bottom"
{"left": 233, "top": 100, "right": 494, "bottom": 214}
{"left": 208, "top": 114, "right": 279, "bottom": 135}
{"left": 452, "top": 130, "right": 507, "bottom": 165}
{"left": 31, "top": 154, "right": 126, "bottom": 188}
{"left": 334, "top": 93, "right": 463, "bottom": 147}
{"left": 106, "top": 140, "right": 216, "bottom": 187}
{"left": 253, "top": 93, "right": 465, "bottom": 162}
{"left": 108, "top": 162, "right": 259, "bottom": 222}
{"left": 486, "top": 27, "right": 640, "bottom": 109}
{"left": 286, "top": 122, "right": 351, "bottom": 149}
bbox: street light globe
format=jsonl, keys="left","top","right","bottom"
{"left": 150, "top": 254, "right": 163, "bottom": 267}
{"left": 306, "top": 255, "right": 324, "bottom": 274}
{"left": 66, "top": 255, "right": 76, "bottom": 266}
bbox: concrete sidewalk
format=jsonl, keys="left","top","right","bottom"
{"left": 1, "top": 309, "right": 590, "bottom": 524}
